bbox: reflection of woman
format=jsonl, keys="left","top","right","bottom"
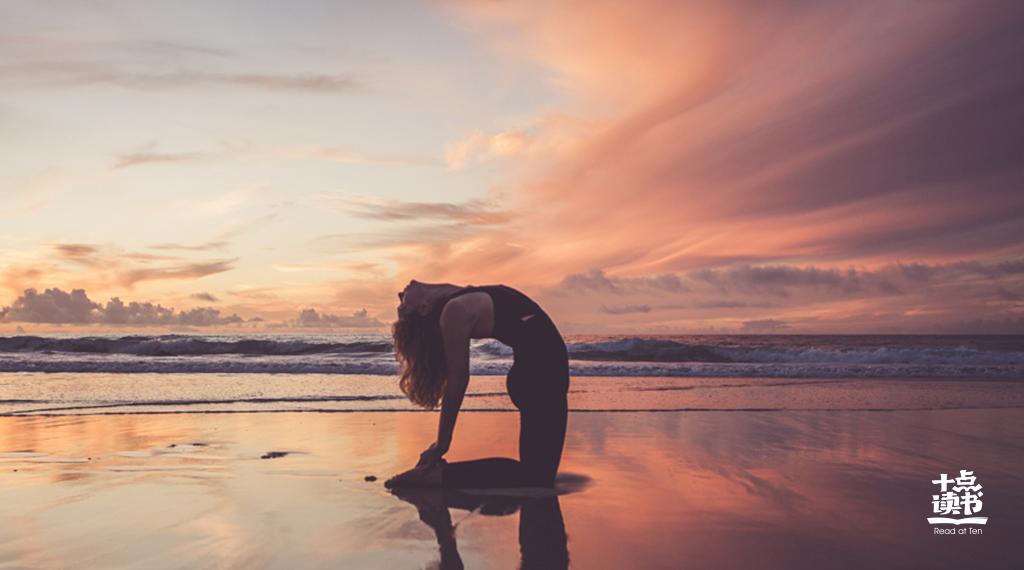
{"left": 392, "top": 489, "right": 569, "bottom": 570}
{"left": 385, "top": 280, "right": 570, "bottom": 488}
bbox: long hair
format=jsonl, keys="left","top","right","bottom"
{"left": 392, "top": 308, "right": 447, "bottom": 408}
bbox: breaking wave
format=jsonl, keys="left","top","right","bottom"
{"left": 0, "top": 335, "right": 391, "bottom": 356}
{"left": 0, "top": 333, "right": 1021, "bottom": 378}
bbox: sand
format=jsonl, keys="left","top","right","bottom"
{"left": 1, "top": 409, "right": 1022, "bottom": 569}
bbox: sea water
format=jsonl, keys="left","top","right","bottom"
{"left": 0, "top": 333, "right": 1021, "bottom": 415}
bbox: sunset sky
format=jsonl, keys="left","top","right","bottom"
{"left": 1, "top": 0, "right": 1022, "bottom": 334}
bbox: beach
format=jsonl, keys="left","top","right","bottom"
{"left": 2, "top": 333, "right": 1022, "bottom": 568}
{"left": 3, "top": 403, "right": 1022, "bottom": 569}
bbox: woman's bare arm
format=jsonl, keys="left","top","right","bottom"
{"left": 434, "top": 298, "right": 476, "bottom": 455}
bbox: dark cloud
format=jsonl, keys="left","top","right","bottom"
{"left": 689, "top": 265, "right": 902, "bottom": 298}
{"left": 931, "top": 315, "right": 1024, "bottom": 334}
{"left": 53, "top": 243, "right": 98, "bottom": 257}
{"left": 291, "top": 308, "right": 383, "bottom": 328}
{"left": 2, "top": 288, "right": 97, "bottom": 323}
{"left": 740, "top": 319, "right": 789, "bottom": 333}
{"left": 555, "top": 269, "right": 685, "bottom": 295}
{"left": 559, "top": 269, "right": 621, "bottom": 294}
{"left": 563, "top": 260, "right": 1024, "bottom": 303}
{"left": 52, "top": 243, "right": 102, "bottom": 267}
{"left": 551, "top": 257, "right": 1024, "bottom": 332}
{"left": 660, "top": 300, "right": 766, "bottom": 310}
{"left": 559, "top": 269, "right": 693, "bottom": 295}
{"left": 600, "top": 304, "right": 651, "bottom": 315}
{"left": 191, "top": 292, "right": 219, "bottom": 303}
{"left": 1, "top": 287, "right": 242, "bottom": 326}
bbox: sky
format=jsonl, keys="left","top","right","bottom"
{"left": 1, "top": 0, "right": 1022, "bottom": 334}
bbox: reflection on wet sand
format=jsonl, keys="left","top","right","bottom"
{"left": 1, "top": 409, "right": 1023, "bottom": 568}
{"left": 391, "top": 489, "right": 569, "bottom": 570}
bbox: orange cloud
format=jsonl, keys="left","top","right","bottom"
{"left": 367, "top": 0, "right": 1024, "bottom": 331}
{"left": 0, "top": 243, "right": 237, "bottom": 306}
{"left": 116, "top": 259, "right": 236, "bottom": 288}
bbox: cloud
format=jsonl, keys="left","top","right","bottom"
{"left": 687, "top": 265, "right": 903, "bottom": 298}
{"left": 145, "top": 201, "right": 289, "bottom": 253}
{"left": 325, "top": 0, "right": 1021, "bottom": 333}
{"left": 272, "top": 261, "right": 387, "bottom": 276}
{"left": 559, "top": 269, "right": 690, "bottom": 295}
{"left": 561, "top": 260, "right": 1024, "bottom": 301}
{"left": 600, "top": 304, "right": 651, "bottom": 315}
{"left": 444, "top": 114, "right": 590, "bottom": 171}
{"left": 559, "top": 269, "right": 621, "bottom": 294}
{"left": 148, "top": 241, "right": 230, "bottom": 252}
{"left": 117, "top": 259, "right": 236, "bottom": 288}
{"left": 446, "top": 129, "right": 539, "bottom": 171}
{"left": 740, "top": 319, "right": 789, "bottom": 333}
{"left": 546, "top": 258, "right": 1024, "bottom": 332}
{"left": 1, "top": 287, "right": 242, "bottom": 326}
{"left": 280, "top": 146, "right": 439, "bottom": 167}
{"left": 105, "top": 139, "right": 440, "bottom": 177}
{"left": 290, "top": 307, "right": 383, "bottom": 329}
{"left": 323, "top": 194, "right": 512, "bottom": 226}
{"left": 1, "top": 288, "right": 97, "bottom": 323}
{"left": 191, "top": 292, "right": 219, "bottom": 302}
{"left": 32, "top": 242, "right": 238, "bottom": 291}
{"left": 429, "top": 2, "right": 1024, "bottom": 271}
{"left": 0, "top": 264, "right": 50, "bottom": 298}
{"left": 113, "top": 150, "right": 209, "bottom": 170}
{"left": 52, "top": 243, "right": 102, "bottom": 267}
{"left": 0, "top": 35, "right": 232, "bottom": 60}
{"left": 109, "top": 143, "right": 438, "bottom": 173}
{"left": 1, "top": 61, "right": 358, "bottom": 92}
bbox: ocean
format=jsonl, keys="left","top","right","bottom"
{"left": 1, "top": 333, "right": 1022, "bottom": 415}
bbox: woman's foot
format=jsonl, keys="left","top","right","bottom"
{"left": 384, "top": 459, "right": 445, "bottom": 488}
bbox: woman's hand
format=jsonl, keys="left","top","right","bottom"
{"left": 416, "top": 441, "right": 448, "bottom": 468}
{"left": 384, "top": 460, "right": 444, "bottom": 488}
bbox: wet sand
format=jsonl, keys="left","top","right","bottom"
{"left": 5, "top": 373, "right": 1024, "bottom": 414}
{"left": 2, "top": 409, "right": 1023, "bottom": 569}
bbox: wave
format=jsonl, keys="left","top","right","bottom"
{"left": 563, "top": 337, "right": 1024, "bottom": 366}
{"left": 567, "top": 338, "right": 730, "bottom": 362}
{"left": 1, "top": 355, "right": 1021, "bottom": 378}
{"left": 0, "top": 335, "right": 391, "bottom": 356}
{"left": 4, "top": 335, "right": 1022, "bottom": 365}
{"left": 0, "top": 334, "right": 1021, "bottom": 379}
{"left": 712, "top": 345, "right": 1024, "bottom": 366}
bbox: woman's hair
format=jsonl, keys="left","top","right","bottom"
{"left": 392, "top": 308, "right": 447, "bottom": 409}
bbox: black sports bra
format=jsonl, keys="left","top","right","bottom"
{"left": 432, "top": 284, "right": 555, "bottom": 348}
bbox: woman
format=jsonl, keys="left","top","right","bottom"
{"left": 384, "top": 280, "right": 570, "bottom": 488}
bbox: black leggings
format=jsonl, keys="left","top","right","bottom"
{"left": 442, "top": 335, "right": 570, "bottom": 488}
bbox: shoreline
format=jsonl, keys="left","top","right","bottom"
{"left": 4, "top": 374, "right": 1024, "bottom": 416}
{"left": 5, "top": 404, "right": 1024, "bottom": 417}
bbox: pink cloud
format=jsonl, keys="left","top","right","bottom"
{"left": 367, "top": 1, "right": 1024, "bottom": 331}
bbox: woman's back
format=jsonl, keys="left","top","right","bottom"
{"left": 436, "top": 284, "right": 560, "bottom": 349}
